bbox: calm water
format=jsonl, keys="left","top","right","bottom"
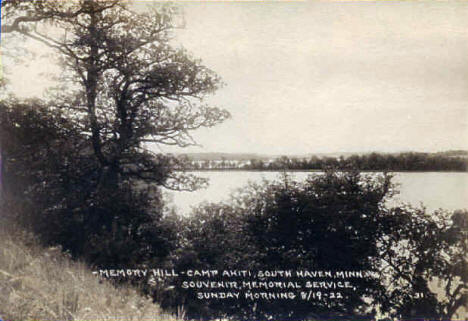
{"left": 164, "top": 171, "right": 468, "bottom": 216}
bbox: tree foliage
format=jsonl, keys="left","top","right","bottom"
{"left": 2, "top": 0, "right": 229, "bottom": 190}
{"left": 170, "top": 171, "right": 467, "bottom": 321}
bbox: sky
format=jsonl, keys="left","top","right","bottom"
{"left": 3, "top": 1, "right": 468, "bottom": 155}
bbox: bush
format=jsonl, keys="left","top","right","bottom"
{"left": 0, "top": 99, "right": 179, "bottom": 273}
{"left": 170, "top": 170, "right": 467, "bottom": 321}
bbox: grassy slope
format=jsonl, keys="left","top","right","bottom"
{"left": 0, "top": 224, "right": 178, "bottom": 321}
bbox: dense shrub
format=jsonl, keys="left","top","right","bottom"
{"left": 169, "top": 171, "right": 467, "bottom": 321}
{"left": 0, "top": 99, "right": 178, "bottom": 271}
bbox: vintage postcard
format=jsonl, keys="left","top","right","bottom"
{"left": 0, "top": 1, "right": 467, "bottom": 320}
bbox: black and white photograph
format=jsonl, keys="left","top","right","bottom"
{"left": 0, "top": 1, "right": 467, "bottom": 320}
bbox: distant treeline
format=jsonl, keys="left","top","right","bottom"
{"left": 185, "top": 152, "right": 468, "bottom": 171}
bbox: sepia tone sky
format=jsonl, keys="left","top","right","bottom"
{"left": 3, "top": 1, "right": 468, "bottom": 155}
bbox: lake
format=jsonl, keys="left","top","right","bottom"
{"left": 164, "top": 171, "right": 468, "bottom": 216}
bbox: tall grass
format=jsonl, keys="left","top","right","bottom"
{"left": 0, "top": 221, "right": 179, "bottom": 321}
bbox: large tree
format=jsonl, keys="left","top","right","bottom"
{"left": 0, "top": 0, "right": 228, "bottom": 264}
{"left": 2, "top": 0, "right": 229, "bottom": 191}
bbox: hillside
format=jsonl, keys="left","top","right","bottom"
{"left": 0, "top": 222, "right": 178, "bottom": 321}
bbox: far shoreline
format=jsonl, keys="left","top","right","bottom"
{"left": 178, "top": 169, "right": 468, "bottom": 173}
